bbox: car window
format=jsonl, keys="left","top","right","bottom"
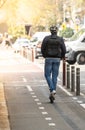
{"left": 69, "top": 28, "right": 85, "bottom": 41}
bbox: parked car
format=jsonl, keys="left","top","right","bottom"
{"left": 30, "top": 32, "right": 51, "bottom": 58}
{"left": 12, "top": 38, "right": 30, "bottom": 52}
{"left": 65, "top": 27, "right": 85, "bottom": 65}
{"left": 35, "top": 41, "right": 42, "bottom": 59}
{"left": 30, "top": 32, "right": 51, "bottom": 47}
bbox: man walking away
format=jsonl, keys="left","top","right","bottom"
{"left": 41, "top": 26, "right": 66, "bottom": 103}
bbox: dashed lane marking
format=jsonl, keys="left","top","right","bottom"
{"left": 48, "top": 123, "right": 56, "bottom": 126}
{"left": 26, "top": 85, "right": 56, "bottom": 128}
{"left": 37, "top": 102, "right": 42, "bottom": 105}
{"left": 39, "top": 107, "right": 45, "bottom": 110}
{"left": 26, "top": 85, "right": 33, "bottom": 92}
{"left": 22, "top": 78, "right": 27, "bottom": 82}
{"left": 42, "top": 112, "right": 48, "bottom": 115}
{"left": 34, "top": 99, "right": 40, "bottom": 102}
{"left": 32, "top": 95, "right": 37, "bottom": 98}
{"left": 26, "top": 83, "right": 85, "bottom": 129}
{"left": 45, "top": 117, "right": 52, "bottom": 120}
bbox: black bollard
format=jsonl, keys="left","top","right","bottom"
{"left": 76, "top": 68, "right": 80, "bottom": 96}
{"left": 71, "top": 66, "right": 75, "bottom": 92}
{"left": 66, "top": 64, "right": 70, "bottom": 89}
{"left": 62, "top": 59, "right": 66, "bottom": 86}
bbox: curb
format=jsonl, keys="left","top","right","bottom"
{"left": 0, "top": 83, "right": 10, "bottom": 130}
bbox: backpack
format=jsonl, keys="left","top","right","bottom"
{"left": 46, "top": 37, "right": 62, "bottom": 57}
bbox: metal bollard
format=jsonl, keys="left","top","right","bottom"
{"left": 62, "top": 59, "right": 66, "bottom": 86}
{"left": 66, "top": 64, "right": 70, "bottom": 89}
{"left": 71, "top": 66, "right": 75, "bottom": 92}
{"left": 23, "top": 48, "right": 25, "bottom": 57}
{"left": 24, "top": 47, "right": 26, "bottom": 58}
{"left": 32, "top": 48, "right": 34, "bottom": 62}
{"left": 76, "top": 68, "right": 80, "bottom": 96}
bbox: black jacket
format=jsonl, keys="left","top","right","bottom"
{"left": 41, "top": 34, "right": 66, "bottom": 59}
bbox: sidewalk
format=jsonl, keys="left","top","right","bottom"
{"left": 0, "top": 82, "right": 10, "bottom": 130}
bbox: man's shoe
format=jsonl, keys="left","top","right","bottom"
{"left": 49, "top": 93, "right": 55, "bottom": 103}
{"left": 52, "top": 90, "right": 56, "bottom": 95}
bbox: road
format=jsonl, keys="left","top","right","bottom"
{"left": 0, "top": 47, "right": 85, "bottom": 130}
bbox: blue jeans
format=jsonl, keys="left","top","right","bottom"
{"left": 44, "top": 58, "right": 60, "bottom": 92}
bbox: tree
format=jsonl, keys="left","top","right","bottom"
{"left": 0, "top": 0, "right": 85, "bottom": 33}
{"left": 0, "top": 0, "right": 7, "bottom": 8}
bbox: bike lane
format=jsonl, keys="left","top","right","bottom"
{"left": 2, "top": 58, "right": 85, "bottom": 130}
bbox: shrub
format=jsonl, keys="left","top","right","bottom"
{"left": 59, "top": 27, "right": 74, "bottom": 38}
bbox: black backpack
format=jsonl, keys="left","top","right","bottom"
{"left": 46, "top": 37, "right": 62, "bottom": 58}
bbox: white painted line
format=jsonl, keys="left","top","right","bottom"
{"left": 48, "top": 123, "right": 56, "bottom": 126}
{"left": 26, "top": 85, "right": 33, "bottom": 92}
{"left": 72, "top": 97, "right": 78, "bottom": 100}
{"left": 32, "top": 95, "right": 37, "bottom": 98}
{"left": 37, "top": 102, "right": 42, "bottom": 105}
{"left": 35, "top": 62, "right": 85, "bottom": 97}
{"left": 22, "top": 78, "right": 27, "bottom": 82}
{"left": 80, "top": 104, "right": 85, "bottom": 109}
{"left": 80, "top": 92, "right": 85, "bottom": 97}
{"left": 77, "top": 100, "right": 83, "bottom": 104}
{"left": 39, "top": 106, "right": 44, "bottom": 109}
{"left": 58, "top": 85, "right": 73, "bottom": 96}
{"left": 42, "top": 112, "right": 48, "bottom": 115}
{"left": 45, "top": 117, "right": 52, "bottom": 120}
{"left": 34, "top": 99, "right": 40, "bottom": 102}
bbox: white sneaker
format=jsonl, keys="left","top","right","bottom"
{"left": 52, "top": 90, "right": 56, "bottom": 95}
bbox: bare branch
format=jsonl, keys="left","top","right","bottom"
{"left": 0, "top": 0, "right": 7, "bottom": 8}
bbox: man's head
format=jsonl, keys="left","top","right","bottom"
{"left": 50, "top": 26, "right": 58, "bottom": 35}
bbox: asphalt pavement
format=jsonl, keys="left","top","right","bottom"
{"left": 0, "top": 48, "right": 85, "bottom": 130}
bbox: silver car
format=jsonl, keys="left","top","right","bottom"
{"left": 12, "top": 38, "right": 30, "bottom": 53}
{"left": 65, "top": 28, "right": 85, "bottom": 65}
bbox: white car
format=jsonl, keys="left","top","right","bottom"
{"left": 30, "top": 32, "right": 51, "bottom": 58}
{"left": 30, "top": 32, "right": 51, "bottom": 47}
{"left": 12, "top": 38, "right": 30, "bottom": 52}
{"left": 65, "top": 27, "right": 85, "bottom": 65}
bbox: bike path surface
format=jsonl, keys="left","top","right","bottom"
{"left": 2, "top": 58, "right": 85, "bottom": 130}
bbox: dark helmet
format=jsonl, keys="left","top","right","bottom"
{"left": 50, "top": 26, "right": 58, "bottom": 33}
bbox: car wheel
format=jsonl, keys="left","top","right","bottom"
{"left": 77, "top": 53, "right": 85, "bottom": 65}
